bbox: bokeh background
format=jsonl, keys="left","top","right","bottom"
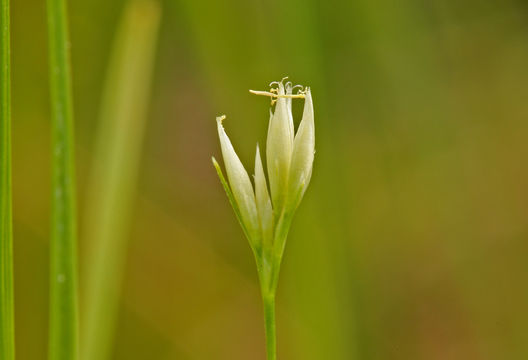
{"left": 10, "top": 0, "right": 528, "bottom": 359}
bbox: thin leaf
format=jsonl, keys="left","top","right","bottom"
{"left": 47, "top": 0, "right": 79, "bottom": 358}
{"left": 80, "top": 2, "right": 161, "bottom": 360}
{"left": 0, "top": 0, "right": 14, "bottom": 357}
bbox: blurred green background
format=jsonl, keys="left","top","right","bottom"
{"left": 10, "top": 0, "right": 528, "bottom": 359}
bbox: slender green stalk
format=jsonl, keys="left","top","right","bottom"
{"left": 81, "top": 2, "right": 160, "bottom": 360}
{"left": 262, "top": 293, "right": 277, "bottom": 360}
{"left": 256, "top": 207, "right": 297, "bottom": 359}
{"left": 0, "top": 0, "right": 14, "bottom": 358}
{"left": 47, "top": 0, "right": 79, "bottom": 358}
{"left": 259, "top": 216, "right": 292, "bottom": 360}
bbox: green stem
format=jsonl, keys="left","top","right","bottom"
{"left": 81, "top": 2, "right": 160, "bottom": 360}
{"left": 257, "top": 209, "right": 295, "bottom": 360}
{"left": 262, "top": 292, "right": 277, "bottom": 360}
{"left": 0, "top": 0, "right": 14, "bottom": 358}
{"left": 269, "top": 210, "right": 294, "bottom": 293}
{"left": 47, "top": 0, "right": 79, "bottom": 358}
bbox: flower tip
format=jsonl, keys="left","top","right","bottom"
{"left": 216, "top": 115, "right": 226, "bottom": 124}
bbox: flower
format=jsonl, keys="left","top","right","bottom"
{"left": 212, "top": 78, "right": 315, "bottom": 253}
{"left": 212, "top": 78, "right": 315, "bottom": 360}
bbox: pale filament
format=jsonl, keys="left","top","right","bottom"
{"left": 249, "top": 90, "right": 306, "bottom": 99}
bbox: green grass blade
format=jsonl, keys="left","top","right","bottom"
{"left": 80, "top": 2, "right": 161, "bottom": 359}
{"left": 0, "top": 0, "right": 14, "bottom": 358}
{"left": 47, "top": 0, "right": 79, "bottom": 358}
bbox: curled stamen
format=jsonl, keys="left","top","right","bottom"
{"left": 269, "top": 76, "right": 289, "bottom": 87}
{"left": 292, "top": 84, "right": 304, "bottom": 93}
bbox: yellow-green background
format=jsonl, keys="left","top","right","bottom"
{"left": 10, "top": 0, "right": 528, "bottom": 359}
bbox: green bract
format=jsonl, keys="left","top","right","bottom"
{"left": 212, "top": 78, "right": 315, "bottom": 360}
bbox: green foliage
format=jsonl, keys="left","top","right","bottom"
{"left": 81, "top": 2, "right": 161, "bottom": 359}
{"left": 47, "top": 0, "right": 79, "bottom": 358}
{"left": 0, "top": 0, "right": 14, "bottom": 358}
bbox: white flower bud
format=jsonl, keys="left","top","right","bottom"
{"left": 212, "top": 79, "right": 315, "bottom": 360}
{"left": 214, "top": 78, "right": 315, "bottom": 248}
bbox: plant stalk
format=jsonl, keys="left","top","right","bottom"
{"left": 257, "top": 211, "right": 293, "bottom": 360}
{"left": 262, "top": 292, "right": 277, "bottom": 360}
{"left": 81, "top": 2, "right": 160, "bottom": 360}
{"left": 0, "top": 0, "right": 15, "bottom": 357}
{"left": 47, "top": 0, "right": 79, "bottom": 358}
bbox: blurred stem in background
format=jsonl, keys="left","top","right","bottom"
{"left": 80, "top": 1, "right": 160, "bottom": 360}
{"left": 47, "top": 0, "right": 79, "bottom": 357}
{"left": 0, "top": 0, "right": 15, "bottom": 358}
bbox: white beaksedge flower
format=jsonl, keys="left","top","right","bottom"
{"left": 213, "top": 78, "right": 315, "bottom": 250}
{"left": 212, "top": 78, "right": 315, "bottom": 360}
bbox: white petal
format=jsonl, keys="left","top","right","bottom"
{"left": 254, "top": 145, "right": 274, "bottom": 244}
{"left": 217, "top": 116, "right": 260, "bottom": 238}
{"left": 266, "top": 83, "right": 294, "bottom": 211}
{"left": 285, "top": 82, "right": 295, "bottom": 139}
{"left": 288, "top": 88, "right": 315, "bottom": 207}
